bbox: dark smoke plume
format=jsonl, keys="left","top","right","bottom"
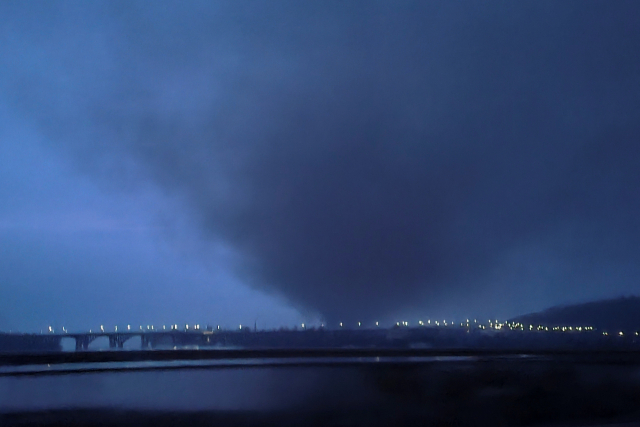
{"left": 2, "top": 1, "right": 640, "bottom": 322}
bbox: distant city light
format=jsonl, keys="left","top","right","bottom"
{"left": 358, "top": 322, "right": 361, "bottom": 327}
{"left": 301, "top": 323, "right": 305, "bottom": 329}
{"left": 127, "top": 325, "right": 131, "bottom": 330}
{"left": 375, "top": 322, "right": 379, "bottom": 326}
{"left": 340, "top": 322, "right": 343, "bottom": 327}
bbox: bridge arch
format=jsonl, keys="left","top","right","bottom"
{"left": 60, "top": 337, "right": 76, "bottom": 352}
{"left": 122, "top": 335, "right": 141, "bottom": 349}
{"left": 87, "top": 335, "right": 110, "bottom": 350}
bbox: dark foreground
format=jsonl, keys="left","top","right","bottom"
{"left": 4, "top": 408, "right": 640, "bottom": 427}
{"left": 3, "top": 351, "right": 640, "bottom": 426}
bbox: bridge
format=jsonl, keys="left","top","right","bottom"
{"left": 0, "top": 330, "right": 221, "bottom": 352}
{"left": 67, "top": 331, "right": 179, "bottom": 351}
{"left": 1, "top": 328, "right": 410, "bottom": 352}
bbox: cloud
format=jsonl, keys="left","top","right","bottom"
{"left": 2, "top": 1, "right": 640, "bottom": 323}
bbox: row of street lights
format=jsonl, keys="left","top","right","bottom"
{"left": 43, "top": 319, "right": 621, "bottom": 334}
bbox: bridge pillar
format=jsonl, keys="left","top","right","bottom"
{"left": 116, "top": 334, "right": 127, "bottom": 348}
{"left": 75, "top": 336, "right": 91, "bottom": 351}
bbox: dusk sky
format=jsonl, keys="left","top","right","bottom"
{"left": 1, "top": 1, "right": 640, "bottom": 332}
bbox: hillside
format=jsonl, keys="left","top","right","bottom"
{"left": 509, "top": 296, "right": 640, "bottom": 333}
